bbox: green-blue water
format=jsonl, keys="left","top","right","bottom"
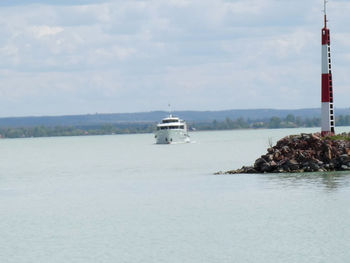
{"left": 1, "top": 127, "right": 350, "bottom": 262}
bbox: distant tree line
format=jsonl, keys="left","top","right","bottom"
{"left": 1, "top": 114, "right": 350, "bottom": 139}
{"left": 189, "top": 114, "right": 350, "bottom": 131}
{"left": 0, "top": 123, "right": 155, "bottom": 139}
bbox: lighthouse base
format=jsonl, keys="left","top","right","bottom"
{"left": 321, "top": 131, "right": 335, "bottom": 137}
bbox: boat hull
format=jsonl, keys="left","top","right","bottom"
{"left": 155, "top": 129, "right": 190, "bottom": 144}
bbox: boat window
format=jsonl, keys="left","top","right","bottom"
{"left": 158, "top": 124, "right": 185, "bottom": 130}
{"left": 162, "top": 119, "right": 178, "bottom": 123}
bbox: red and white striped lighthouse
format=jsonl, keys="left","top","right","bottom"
{"left": 321, "top": 0, "right": 335, "bottom": 137}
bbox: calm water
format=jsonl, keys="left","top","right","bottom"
{"left": 1, "top": 128, "right": 350, "bottom": 263}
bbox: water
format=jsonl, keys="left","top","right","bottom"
{"left": 1, "top": 127, "right": 350, "bottom": 263}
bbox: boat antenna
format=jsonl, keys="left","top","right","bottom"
{"left": 323, "top": 0, "right": 328, "bottom": 28}
{"left": 168, "top": 103, "right": 172, "bottom": 117}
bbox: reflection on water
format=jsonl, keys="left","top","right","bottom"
{"left": 262, "top": 171, "right": 350, "bottom": 191}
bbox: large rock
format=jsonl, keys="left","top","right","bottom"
{"left": 221, "top": 132, "right": 350, "bottom": 174}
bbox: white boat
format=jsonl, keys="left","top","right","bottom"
{"left": 155, "top": 115, "right": 190, "bottom": 144}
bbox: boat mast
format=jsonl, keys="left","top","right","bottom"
{"left": 168, "top": 103, "right": 172, "bottom": 117}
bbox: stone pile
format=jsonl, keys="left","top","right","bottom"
{"left": 222, "top": 133, "right": 350, "bottom": 174}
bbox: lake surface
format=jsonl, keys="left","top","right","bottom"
{"left": 1, "top": 127, "right": 350, "bottom": 263}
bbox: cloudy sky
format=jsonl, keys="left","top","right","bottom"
{"left": 0, "top": 0, "right": 349, "bottom": 116}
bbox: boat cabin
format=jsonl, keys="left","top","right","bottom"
{"left": 157, "top": 115, "right": 186, "bottom": 130}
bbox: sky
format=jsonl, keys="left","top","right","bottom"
{"left": 0, "top": 0, "right": 349, "bottom": 117}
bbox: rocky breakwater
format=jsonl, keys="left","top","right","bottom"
{"left": 221, "top": 133, "right": 350, "bottom": 174}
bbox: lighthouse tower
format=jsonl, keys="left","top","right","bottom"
{"left": 321, "top": 0, "right": 335, "bottom": 137}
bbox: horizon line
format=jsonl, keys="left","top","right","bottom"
{"left": 1, "top": 107, "right": 350, "bottom": 119}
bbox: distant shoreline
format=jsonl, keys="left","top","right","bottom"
{"left": 1, "top": 108, "right": 350, "bottom": 128}
{"left": 1, "top": 109, "right": 350, "bottom": 139}
{"left": 1, "top": 115, "right": 350, "bottom": 139}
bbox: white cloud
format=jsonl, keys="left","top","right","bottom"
{"left": 0, "top": 0, "right": 348, "bottom": 116}
{"left": 262, "top": 29, "right": 317, "bottom": 58}
{"left": 0, "top": 45, "right": 19, "bottom": 59}
{"left": 334, "top": 33, "right": 350, "bottom": 47}
{"left": 224, "top": 0, "right": 267, "bottom": 16}
{"left": 30, "top": 25, "right": 64, "bottom": 38}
